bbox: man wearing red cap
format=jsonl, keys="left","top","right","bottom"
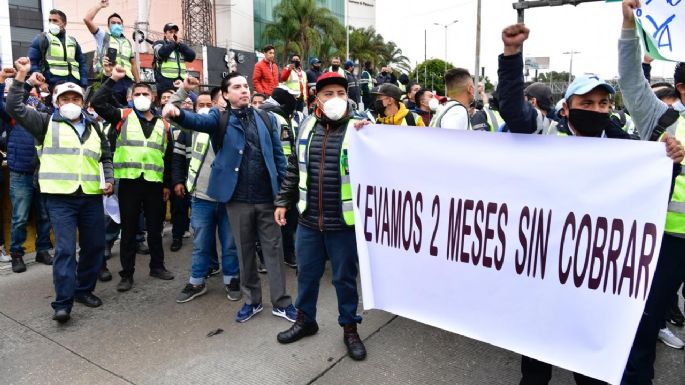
{"left": 273, "top": 72, "right": 367, "bottom": 361}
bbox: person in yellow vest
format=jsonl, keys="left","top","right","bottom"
{"left": 92, "top": 64, "right": 175, "bottom": 293}
{"left": 325, "top": 57, "right": 346, "bottom": 77}
{"left": 280, "top": 54, "right": 308, "bottom": 113}
{"left": 500, "top": 21, "right": 685, "bottom": 385}
{"left": 153, "top": 23, "right": 196, "bottom": 99}
{"left": 84, "top": 0, "right": 141, "bottom": 107}
{"left": 273, "top": 72, "right": 367, "bottom": 361}
{"left": 28, "top": 9, "right": 88, "bottom": 90}
{"left": 6, "top": 57, "right": 114, "bottom": 324}
{"left": 619, "top": 1, "right": 685, "bottom": 382}
{"left": 371, "top": 83, "right": 425, "bottom": 126}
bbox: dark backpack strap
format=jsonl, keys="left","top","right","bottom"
{"left": 212, "top": 110, "right": 230, "bottom": 153}
{"left": 255, "top": 108, "right": 274, "bottom": 134}
{"left": 404, "top": 111, "right": 416, "bottom": 126}
{"left": 650, "top": 108, "right": 680, "bottom": 142}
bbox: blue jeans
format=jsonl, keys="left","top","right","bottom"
{"left": 45, "top": 194, "right": 104, "bottom": 312}
{"left": 295, "top": 225, "right": 362, "bottom": 326}
{"left": 9, "top": 171, "right": 52, "bottom": 255}
{"left": 189, "top": 197, "right": 239, "bottom": 285}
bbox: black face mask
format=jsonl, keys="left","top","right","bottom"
{"left": 373, "top": 99, "right": 386, "bottom": 116}
{"left": 292, "top": 60, "right": 301, "bottom": 68}
{"left": 568, "top": 108, "right": 610, "bottom": 137}
{"left": 381, "top": 71, "right": 388, "bottom": 76}
{"left": 331, "top": 64, "right": 340, "bottom": 72}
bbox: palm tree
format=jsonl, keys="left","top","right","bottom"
{"left": 380, "top": 41, "right": 411, "bottom": 73}
{"left": 263, "top": 0, "right": 342, "bottom": 65}
{"left": 349, "top": 27, "right": 410, "bottom": 73}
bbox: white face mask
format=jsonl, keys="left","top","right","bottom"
{"left": 59, "top": 103, "right": 82, "bottom": 121}
{"left": 40, "top": 92, "right": 50, "bottom": 99}
{"left": 133, "top": 96, "right": 152, "bottom": 112}
{"left": 428, "top": 98, "right": 439, "bottom": 112}
{"left": 321, "top": 97, "right": 347, "bottom": 121}
{"left": 197, "top": 107, "right": 210, "bottom": 115}
{"left": 48, "top": 23, "right": 61, "bottom": 35}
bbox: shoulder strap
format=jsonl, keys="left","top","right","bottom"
{"left": 115, "top": 108, "right": 133, "bottom": 134}
{"left": 255, "top": 108, "right": 275, "bottom": 134}
{"left": 650, "top": 108, "right": 680, "bottom": 141}
{"left": 404, "top": 111, "right": 416, "bottom": 126}
{"left": 213, "top": 110, "right": 230, "bottom": 153}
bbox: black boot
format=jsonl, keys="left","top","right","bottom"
{"left": 343, "top": 324, "right": 366, "bottom": 361}
{"left": 11, "top": 253, "right": 26, "bottom": 273}
{"left": 277, "top": 310, "right": 318, "bottom": 344}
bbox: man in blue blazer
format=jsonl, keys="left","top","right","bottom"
{"left": 163, "top": 73, "right": 296, "bottom": 323}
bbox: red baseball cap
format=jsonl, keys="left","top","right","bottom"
{"left": 316, "top": 72, "right": 348, "bottom": 92}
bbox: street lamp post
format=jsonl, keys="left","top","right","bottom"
{"left": 562, "top": 50, "right": 581, "bottom": 84}
{"left": 434, "top": 19, "right": 458, "bottom": 95}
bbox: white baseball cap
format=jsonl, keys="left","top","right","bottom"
{"left": 54, "top": 82, "right": 84, "bottom": 99}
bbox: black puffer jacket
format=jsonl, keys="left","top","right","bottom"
{"left": 275, "top": 108, "right": 355, "bottom": 231}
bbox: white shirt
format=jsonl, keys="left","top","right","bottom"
{"left": 436, "top": 100, "right": 470, "bottom": 130}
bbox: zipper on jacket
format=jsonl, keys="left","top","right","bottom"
{"left": 318, "top": 124, "right": 330, "bottom": 231}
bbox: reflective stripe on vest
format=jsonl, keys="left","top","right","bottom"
{"left": 186, "top": 132, "right": 210, "bottom": 193}
{"left": 113, "top": 111, "right": 166, "bottom": 182}
{"left": 429, "top": 100, "right": 470, "bottom": 129}
{"left": 296, "top": 116, "right": 357, "bottom": 226}
{"left": 45, "top": 34, "right": 80, "bottom": 80}
{"left": 37, "top": 120, "right": 101, "bottom": 194}
{"left": 484, "top": 107, "right": 501, "bottom": 132}
{"left": 160, "top": 50, "right": 187, "bottom": 79}
{"left": 274, "top": 114, "right": 294, "bottom": 156}
{"left": 664, "top": 117, "right": 685, "bottom": 235}
{"left": 102, "top": 34, "right": 134, "bottom": 79}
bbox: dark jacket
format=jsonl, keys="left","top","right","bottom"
{"left": 5, "top": 79, "right": 114, "bottom": 194}
{"left": 153, "top": 39, "right": 197, "bottom": 81}
{"left": 0, "top": 83, "right": 38, "bottom": 174}
{"left": 173, "top": 107, "right": 285, "bottom": 203}
{"left": 274, "top": 108, "right": 356, "bottom": 231}
{"left": 28, "top": 31, "right": 88, "bottom": 87}
{"left": 345, "top": 71, "right": 361, "bottom": 105}
{"left": 305, "top": 68, "right": 323, "bottom": 89}
{"left": 91, "top": 78, "right": 174, "bottom": 187}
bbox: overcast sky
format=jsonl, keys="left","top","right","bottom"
{"left": 374, "top": 0, "right": 676, "bottom": 83}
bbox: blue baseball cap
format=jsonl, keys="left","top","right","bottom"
{"left": 564, "top": 74, "right": 615, "bottom": 100}
{"left": 344, "top": 60, "right": 354, "bottom": 69}
{"left": 310, "top": 57, "right": 321, "bottom": 66}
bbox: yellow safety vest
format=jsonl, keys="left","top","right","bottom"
{"left": 45, "top": 33, "right": 80, "bottom": 80}
{"left": 274, "top": 114, "right": 295, "bottom": 156}
{"left": 296, "top": 116, "right": 358, "bottom": 226}
{"left": 102, "top": 34, "right": 134, "bottom": 79}
{"left": 37, "top": 120, "right": 102, "bottom": 194}
{"left": 160, "top": 49, "right": 187, "bottom": 80}
{"left": 484, "top": 106, "right": 502, "bottom": 132}
{"left": 664, "top": 117, "right": 685, "bottom": 236}
{"left": 186, "top": 132, "right": 211, "bottom": 193}
{"left": 285, "top": 69, "right": 307, "bottom": 98}
{"left": 113, "top": 109, "right": 167, "bottom": 182}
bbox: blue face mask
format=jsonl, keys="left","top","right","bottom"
{"left": 110, "top": 24, "right": 123, "bottom": 37}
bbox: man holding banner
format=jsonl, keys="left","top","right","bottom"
{"left": 618, "top": 1, "right": 685, "bottom": 383}
{"left": 498, "top": 20, "right": 684, "bottom": 385}
{"left": 273, "top": 72, "right": 367, "bottom": 361}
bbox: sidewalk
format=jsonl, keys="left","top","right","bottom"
{"left": 0, "top": 236, "right": 683, "bottom": 385}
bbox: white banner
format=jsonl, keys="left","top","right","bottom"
{"left": 634, "top": 1, "right": 685, "bottom": 62}
{"left": 349, "top": 125, "right": 673, "bottom": 385}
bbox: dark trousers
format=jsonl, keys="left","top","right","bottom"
{"left": 118, "top": 179, "right": 165, "bottom": 278}
{"left": 171, "top": 192, "right": 190, "bottom": 240}
{"left": 295, "top": 225, "right": 362, "bottom": 326}
{"left": 281, "top": 204, "right": 298, "bottom": 262}
{"left": 226, "top": 201, "right": 291, "bottom": 307}
{"left": 45, "top": 194, "right": 104, "bottom": 312}
{"left": 520, "top": 356, "right": 606, "bottom": 385}
{"left": 622, "top": 234, "right": 685, "bottom": 385}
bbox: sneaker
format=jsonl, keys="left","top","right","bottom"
{"left": 0, "top": 246, "right": 10, "bottom": 262}
{"left": 283, "top": 256, "right": 297, "bottom": 269}
{"left": 235, "top": 302, "right": 263, "bottom": 323}
{"left": 205, "top": 266, "right": 221, "bottom": 278}
{"left": 136, "top": 241, "right": 150, "bottom": 255}
{"left": 176, "top": 283, "right": 207, "bottom": 303}
{"left": 183, "top": 230, "right": 192, "bottom": 239}
{"left": 224, "top": 278, "right": 242, "bottom": 301}
{"left": 272, "top": 304, "right": 298, "bottom": 322}
{"left": 257, "top": 260, "right": 267, "bottom": 274}
{"left": 667, "top": 303, "right": 685, "bottom": 327}
{"left": 658, "top": 327, "right": 684, "bottom": 349}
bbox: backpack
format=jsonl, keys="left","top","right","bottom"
{"left": 650, "top": 108, "right": 680, "bottom": 142}
{"left": 213, "top": 109, "right": 274, "bottom": 153}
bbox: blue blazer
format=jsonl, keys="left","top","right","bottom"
{"left": 177, "top": 107, "right": 285, "bottom": 203}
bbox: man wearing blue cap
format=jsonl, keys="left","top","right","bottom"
{"left": 343, "top": 60, "right": 361, "bottom": 108}
{"left": 498, "top": 22, "right": 684, "bottom": 385}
